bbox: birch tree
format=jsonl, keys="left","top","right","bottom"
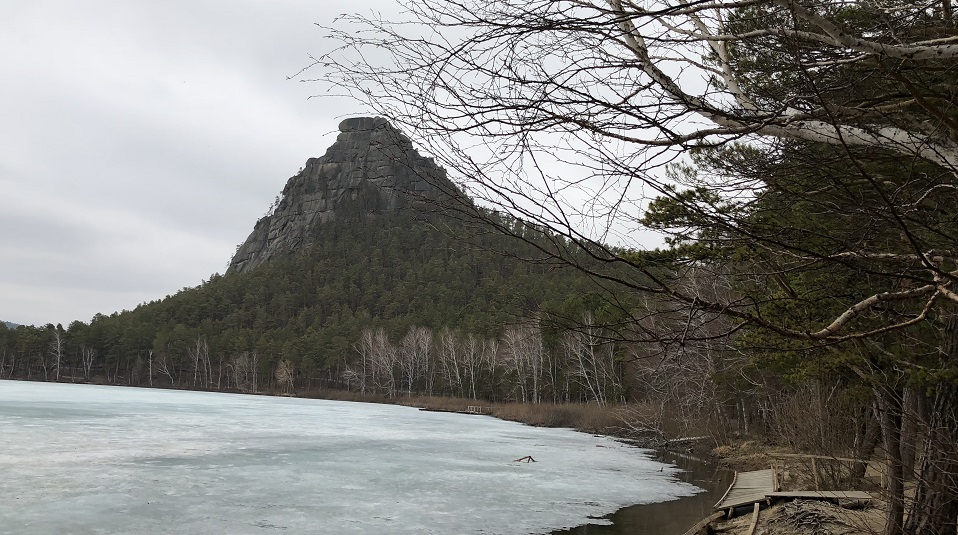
{"left": 351, "top": 328, "right": 377, "bottom": 394}
{"left": 80, "top": 346, "right": 96, "bottom": 381}
{"left": 145, "top": 349, "right": 153, "bottom": 387}
{"left": 399, "top": 326, "right": 432, "bottom": 396}
{"left": 437, "top": 327, "right": 464, "bottom": 396}
{"left": 153, "top": 351, "right": 175, "bottom": 387}
{"left": 230, "top": 352, "right": 253, "bottom": 392}
{"left": 501, "top": 321, "right": 545, "bottom": 402}
{"left": 275, "top": 359, "right": 295, "bottom": 394}
{"left": 47, "top": 324, "right": 65, "bottom": 382}
{"left": 188, "top": 335, "right": 210, "bottom": 389}
{"left": 561, "top": 313, "right": 624, "bottom": 406}
{"left": 369, "top": 328, "right": 398, "bottom": 396}
{"left": 481, "top": 337, "right": 501, "bottom": 400}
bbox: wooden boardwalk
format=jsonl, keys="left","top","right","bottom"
{"left": 713, "top": 468, "right": 874, "bottom": 517}
{"left": 714, "top": 469, "right": 777, "bottom": 512}
{"left": 686, "top": 468, "right": 874, "bottom": 535}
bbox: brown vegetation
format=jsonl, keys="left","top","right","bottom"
{"left": 300, "top": 388, "right": 656, "bottom": 437}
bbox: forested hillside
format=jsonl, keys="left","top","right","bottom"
{"left": 1, "top": 116, "right": 696, "bottom": 409}
{"left": 0, "top": 198, "right": 657, "bottom": 406}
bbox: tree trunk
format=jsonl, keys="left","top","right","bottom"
{"left": 903, "top": 381, "right": 958, "bottom": 535}
{"left": 900, "top": 386, "right": 923, "bottom": 481}
{"left": 878, "top": 386, "right": 904, "bottom": 535}
{"left": 903, "top": 312, "right": 958, "bottom": 535}
{"left": 850, "top": 411, "right": 882, "bottom": 484}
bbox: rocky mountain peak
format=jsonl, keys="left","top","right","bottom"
{"left": 227, "top": 117, "right": 454, "bottom": 274}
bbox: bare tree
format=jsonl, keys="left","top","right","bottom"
{"left": 275, "top": 359, "right": 295, "bottom": 395}
{"left": 418, "top": 327, "right": 437, "bottom": 395}
{"left": 153, "top": 351, "right": 175, "bottom": 387}
{"left": 460, "top": 334, "right": 484, "bottom": 400}
{"left": 230, "top": 352, "right": 253, "bottom": 392}
{"left": 47, "top": 324, "right": 65, "bottom": 382}
{"left": 561, "top": 313, "right": 624, "bottom": 406}
{"left": 316, "top": 0, "right": 958, "bottom": 346}
{"left": 351, "top": 328, "right": 377, "bottom": 394}
{"left": 187, "top": 335, "right": 210, "bottom": 389}
{"left": 480, "top": 336, "right": 500, "bottom": 400}
{"left": 80, "top": 346, "right": 96, "bottom": 381}
{"left": 250, "top": 350, "right": 259, "bottom": 393}
{"left": 437, "top": 327, "right": 464, "bottom": 397}
{"left": 316, "top": 2, "right": 958, "bottom": 533}
{"left": 367, "top": 328, "right": 398, "bottom": 397}
{"left": 399, "top": 326, "right": 432, "bottom": 396}
{"left": 147, "top": 349, "right": 154, "bottom": 387}
{"left": 501, "top": 321, "right": 545, "bottom": 402}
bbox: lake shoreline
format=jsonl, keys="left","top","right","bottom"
{"left": 553, "top": 450, "right": 733, "bottom": 535}
{"left": 286, "top": 386, "right": 734, "bottom": 535}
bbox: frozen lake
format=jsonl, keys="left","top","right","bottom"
{"left": 0, "top": 381, "right": 699, "bottom": 534}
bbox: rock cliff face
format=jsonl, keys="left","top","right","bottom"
{"left": 227, "top": 117, "right": 454, "bottom": 274}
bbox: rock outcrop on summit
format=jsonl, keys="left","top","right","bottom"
{"left": 228, "top": 117, "right": 456, "bottom": 274}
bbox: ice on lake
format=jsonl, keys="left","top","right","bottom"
{"left": 0, "top": 380, "right": 699, "bottom": 534}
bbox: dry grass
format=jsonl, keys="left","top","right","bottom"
{"left": 489, "top": 402, "right": 625, "bottom": 433}
{"left": 301, "top": 388, "right": 394, "bottom": 404}
{"left": 298, "top": 388, "right": 675, "bottom": 437}
{"left": 711, "top": 440, "right": 778, "bottom": 471}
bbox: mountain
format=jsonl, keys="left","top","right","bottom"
{"left": 0, "top": 117, "right": 628, "bottom": 403}
{"left": 2, "top": 321, "right": 18, "bottom": 329}
{"left": 229, "top": 117, "right": 460, "bottom": 274}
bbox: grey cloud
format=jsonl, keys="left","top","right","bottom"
{"left": 0, "top": 0, "right": 397, "bottom": 325}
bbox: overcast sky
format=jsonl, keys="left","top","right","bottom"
{"left": 0, "top": 1, "right": 403, "bottom": 326}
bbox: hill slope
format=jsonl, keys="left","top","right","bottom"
{"left": 0, "top": 117, "right": 628, "bottom": 403}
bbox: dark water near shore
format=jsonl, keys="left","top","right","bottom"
{"left": 555, "top": 450, "right": 733, "bottom": 535}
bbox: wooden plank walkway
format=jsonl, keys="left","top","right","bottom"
{"left": 768, "top": 491, "right": 873, "bottom": 501}
{"left": 714, "top": 469, "right": 777, "bottom": 511}
{"left": 713, "top": 468, "right": 874, "bottom": 520}
{"left": 745, "top": 503, "right": 761, "bottom": 535}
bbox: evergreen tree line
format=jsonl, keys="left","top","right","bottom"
{"left": 0, "top": 312, "right": 636, "bottom": 406}
{"left": 0, "top": 206, "right": 646, "bottom": 402}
